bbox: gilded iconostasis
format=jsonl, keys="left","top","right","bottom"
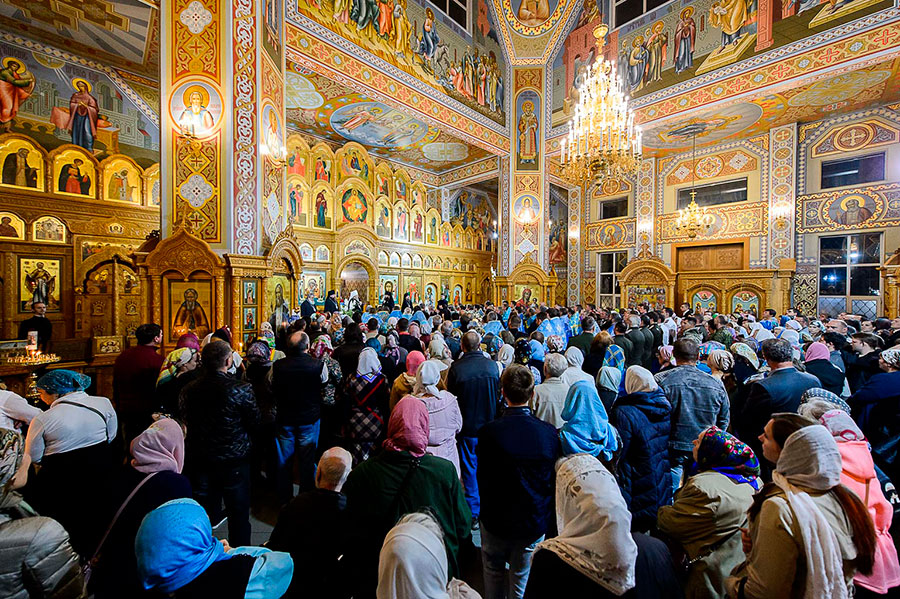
{"left": 1, "top": 0, "right": 900, "bottom": 373}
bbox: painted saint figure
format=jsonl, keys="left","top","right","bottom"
{"left": 645, "top": 23, "right": 668, "bottom": 83}
{"left": 58, "top": 159, "right": 91, "bottom": 196}
{"left": 0, "top": 216, "right": 17, "bottom": 237}
{"left": 413, "top": 212, "right": 423, "bottom": 240}
{"left": 516, "top": 0, "right": 550, "bottom": 26}
{"left": 316, "top": 191, "right": 328, "bottom": 227}
{"left": 107, "top": 169, "right": 135, "bottom": 202}
{"left": 517, "top": 100, "right": 538, "bottom": 165}
{"left": 627, "top": 37, "right": 649, "bottom": 92}
{"left": 25, "top": 262, "right": 54, "bottom": 308}
{"left": 673, "top": 8, "right": 697, "bottom": 74}
{"left": 395, "top": 206, "right": 407, "bottom": 238}
{"left": 419, "top": 8, "right": 439, "bottom": 60}
{"left": 838, "top": 197, "right": 874, "bottom": 226}
{"left": 173, "top": 288, "right": 211, "bottom": 339}
{"left": 709, "top": 0, "right": 750, "bottom": 47}
{"left": 268, "top": 283, "right": 291, "bottom": 330}
{"left": 517, "top": 197, "right": 537, "bottom": 223}
{"left": 178, "top": 89, "right": 215, "bottom": 137}
{"left": 2, "top": 148, "right": 37, "bottom": 188}
{"left": 66, "top": 79, "right": 99, "bottom": 152}
{"left": 0, "top": 58, "right": 35, "bottom": 131}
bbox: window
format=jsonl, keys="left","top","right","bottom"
{"left": 598, "top": 197, "right": 628, "bottom": 220}
{"left": 430, "top": 0, "right": 468, "bottom": 30}
{"left": 818, "top": 233, "right": 881, "bottom": 319}
{"left": 821, "top": 153, "right": 885, "bottom": 190}
{"left": 597, "top": 251, "right": 628, "bottom": 309}
{"left": 614, "top": 0, "right": 669, "bottom": 28}
{"left": 676, "top": 178, "right": 747, "bottom": 210}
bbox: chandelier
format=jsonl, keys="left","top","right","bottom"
{"left": 560, "top": 24, "right": 641, "bottom": 186}
{"left": 674, "top": 133, "right": 713, "bottom": 238}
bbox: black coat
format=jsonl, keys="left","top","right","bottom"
{"left": 625, "top": 329, "right": 645, "bottom": 368}
{"left": 844, "top": 350, "right": 883, "bottom": 394}
{"left": 614, "top": 388, "right": 672, "bottom": 531}
{"left": 447, "top": 351, "right": 501, "bottom": 437}
{"left": 850, "top": 371, "right": 900, "bottom": 483}
{"left": 180, "top": 371, "right": 260, "bottom": 463}
{"left": 803, "top": 359, "right": 845, "bottom": 396}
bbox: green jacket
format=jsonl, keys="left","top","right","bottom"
{"left": 342, "top": 449, "right": 472, "bottom": 598}
{"left": 658, "top": 471, "right": 755, "bottom": 599}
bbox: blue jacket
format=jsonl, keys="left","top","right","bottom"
{"left": 447, "top": 351, "right": 501, "bottom": 437}
{"left": 476, "top": 406, "right": 561, "bottom": 542}
{"left": 655, "top": 365, "right": 730, "bottom": 453}
{"left": 613, "top": 388, "right": 672, "bottom": 531}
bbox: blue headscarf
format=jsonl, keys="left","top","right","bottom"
{"left": 411, "top": 310, "right": 427, "bottom": 325}
{"left": 365, "top": 337, "right": 382, "bottom": 353}
{"left": 603, "top": 344, "right": 626, "bottom": 373}
{"left": 135, "top": 498, "right": 230, "bottom": 592}
{"left": 35, "top": 370, "right": 91, "bottom": 395}
{"left": 559, "top": 380, "right": 618, "bottom": 461}
{"left": 529, "top": 339, "right": 545, "bottom": 361}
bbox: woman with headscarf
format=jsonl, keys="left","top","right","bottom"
{"left": 405, "top": 360, "right": 463, "bottom": 477}
{"left": 377, "top": 511, "right": 480, "bottom": 599}
{"left": 656, "top": 345, "right": 676, "bottom": 374}
{"left": 176, "top": 331, "right": 202, "bottom": 351}
{"left": 803, "top": 341, "right": 846, "bottom": 396}
{"left": 819, "top": 409, "right": 900, "bottom": 597}
{"left": 797, "top": 387, "right": 852, "bottom": 420}
{"left": 0, "top": 428, "right": 86, "bottom": 598}
{"left": 561, "top": 346, "right": 594, "bottom": 387}
{"left": 546, "top": 335, "right": 565, "bottom": 355}
{"left": 849, "top": 347, "right": 900, "bottom": 484}
{"left": 156, "top": 347, "right": 200, "bottom": 417}
{"left": 559, "top": 380, "right": 618, "bottom": 462}
{"left": 658, "top": 426, "right": 760, "bottom": 598}
{"left": 525, "top": 454, "right": 683, "bottom": 599}
{"left": 596, "top": 366, "right": 623, "bottom": 413}
{"left": 24, "top": 369, "right": 117, "bottom": 555}
{"left": 528, "top": 338, "right": 546, "bottom": 377}
{"left": 91, "top": 419, "right": 193, "bottom": 598}
{"left": 390, "top": 350, "right": 426, "bottom": 412}
{"left": 496, "top": 343, "right": 515, "bottom": 376}
{"left": 340, "top": 347, "right": 390, "bottom": 465}
{"left": 0, "top": 385, "right": 39, "bottom": 432}
{"left": 726, "top": 418, "right": 877, "bottom": 598}
{"left": 343, "top": 397, "right": 471, "bottom": 599}
{"left": 428, "top": 337, "right": 453, "bottom": 367}
{"left": 515, "top": 338, "right": 543, "bottom": 384}
{"left": 136, "top": 498, "right": 293, "bottom": 597}
{"left": 808, "top": 320, "right": 825, "bottom": 341}
{"left": 707, "top": 349, "right": 736, "bottom": 399}
{"left": 613, "top": 366, "right": 672, "bottom": 532}
{"left": 310, "top": 335, "right": 343, "bottom": 452}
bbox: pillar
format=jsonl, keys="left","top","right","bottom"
{"left": 635, "top": 157, "right": 656, "bottom": 258}
{"left": 768, "top": 124, "right": 797, "bottom": 268}
{"left": 161, "top": 0, "right": 286, "bottom": 255}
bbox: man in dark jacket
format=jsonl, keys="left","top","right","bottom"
{"left": 180, "top": 340, "right": 260, "bottom": 546}
{"left": 268, "top": 447, "right": 351, "bottom": 599}
{"left": 447, "top": 330, "right": 501, "bottom": 523}
{"left": 737, "top": 338, "right": 820, "bottom": 478}
{"left": 477, "top": 364, "right": 560, "bottom": 599}
{"left": 613, "top": 321, "right": 635, "bottom": 365}
{"left": 638, "top": 314, "right": 655, "bottom": 368}
{"left": 567, "top": 315, "right": 596, "bottom": 356}
{"left": 333, "top": 322, "right": 365, "bottom": 375}
{"left": 844, "top": 332, "right": 883, "bottom": 393}
{"left": 113, "top": 323, "right": 165, "bottom": 443}
{"left": 272, "top": 331, "right": 328, "bottom": 502}
{"left": 655, "top": 338, "right": 730, "bottom": 492}
{"left": 624, "top": 317, "right": 646, "bottom": 368}
{"left": 395, "top": 318, "right": 423, "bottom": 353}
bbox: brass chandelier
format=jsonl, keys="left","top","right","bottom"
{"left": 673, "top": 133, "right": 713, "bottom": 238}
{"left": 560, "top": 24, "right": 642, "bottom": 186}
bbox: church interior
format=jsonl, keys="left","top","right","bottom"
{"left": 1, "top": 0, "right": 899, "bottom": 398}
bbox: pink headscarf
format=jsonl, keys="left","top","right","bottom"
{"left": 130, "top": 418, "right": 185, "bottom": 474}
{"left": 406, "top": 351, "right": 426, "bottom": 377}
{"left": 382, "top": 396, "right": 429, "bottom": 457}
{"left": 176, "top": 332, "right": 201, "bottom": 351}
{"left": 804, "top": 341, "right": 831, "bottom": 363}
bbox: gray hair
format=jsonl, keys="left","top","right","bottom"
{"left": 629, "top": 315, "right": 641, "bottom": 328}
{"left": 316, "top": 447, "right": 352, "bottom": 490}
{"left": 544, "top": 352, "right": 568, "bottom": 378}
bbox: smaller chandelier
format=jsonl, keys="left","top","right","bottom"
{"left": 560, "top": 24, "right": 641, "bottom": 186}
{"left": 674, "top": 191, "right": 714, "bottom": 238}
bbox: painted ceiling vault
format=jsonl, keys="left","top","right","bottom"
{"left": 0, "top": 0, "right": 159, "bottom": 76}
{"left": 285, "top": 64, "right": 495, "bottom": 173}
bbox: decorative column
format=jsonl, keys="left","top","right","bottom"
{"left": 635, "top": 157, "right": 656, "bottom": 257}
{"left": 567, "top": 185, "right": 581, "bottom": 305}
{"left": 768, "top": 124, "right": 797, "bottom": 268}
{"left": 162, "top": 0, "right": 285, "bottom": 255}
{"left": 509, "top": 68, "right": 545, "bottom": 271}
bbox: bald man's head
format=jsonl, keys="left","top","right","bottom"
{"left": 316, "top": 447, "right": 352, "bottom": 491}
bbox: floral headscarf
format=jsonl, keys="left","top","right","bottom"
{"left": 36, "top": 369, "right": 91, "bottom": 396}
{"left": 311, "top": 335, "right": 334, "bottom": 360}
{"left": 698, "top": 341, "right": 725, "bottom": 359}
{"left": 687, "top": 425, "right": 761, "bottom": 490}
{"left": 730, "top": 342, "right": 760, "bottom": 370}
{"left": 546, "top": 335, "right": 565, "bottom": 354}
{"left": 157, "top": 348, "right": 198, "bottom": 386}
{"left": 382, "top": 332, "right": 402, "bottom": 365}
{"left": 514, "top": 338, "right": 532, "bottom": 365}
{"left": 245, "top": 340, "right": 272, "bottom": 364}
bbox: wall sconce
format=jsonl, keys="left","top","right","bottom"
{"left": 569, "top": 227, "right": 579, "bottom": 240}
{"left": 771, "top": 205, "right": 792, "bottom": 230}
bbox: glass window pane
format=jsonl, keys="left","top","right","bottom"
{"left": 600, "top": 253, "right": 613, "bottom": 273}
{"left": 821, "top": 153, "right": 885, "bottom": 189}
{"left": 850, "top": 266, "right": 880, "bottom": 296}
{"left": 849, "top": 233, "right": 880, "bottom": 264}
{"left": 600, "top": 197, "right": 627, "bottom": 219}
{"left": 615, "top": 252, "right": 628, "bottom": 271}
{"left": 819, "top": 267, "right": 847, "bottom": 296}
{"left": 819, "top": 236, "right": 847, "bottom": 265}
{"left": 613, "top": 277, "right": 621, "bottom": 294}
{"left": 615, "top": 0, "right": 642, "bottom": 27}
{"left": 600, "top": 274, "right": 613, "bottom": 295}
{"left": 676, "top": 178, "right": 747, "bottom": 210}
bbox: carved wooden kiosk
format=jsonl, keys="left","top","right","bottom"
{"left": 676, "top": 259, "right": 795, "bottom": 315}
{"left": 135, "top": 225, "right": 227, "bottom": 351}
{"left": 618, "top": 257, "right": 677, "bottom": 309}
{"left": 495, "top": 255, "right": 557, "bottom": 305}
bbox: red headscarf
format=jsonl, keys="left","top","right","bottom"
{"left": 405, "top": 351, "right": 426, "bottom": 377}
{"left": 176, "top": 332, "right": 201, "bottom": 351}
{"left": 383, "top": 396, "right": 429, "bottom": 457}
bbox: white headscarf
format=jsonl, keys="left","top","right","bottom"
{"left": 772, "top": 425, "right": 847, "bottom": 599}
{"left": 377, "top": 518, "right": 450, "bottom": 599}
{"left": 428, "top": 338, "right": 451, "bottom": 363}
{"left": 357, "top": 347, "right": 382, "bottom": 379}
{"left": 537, "top": 454, "right": 637, "bottom": 595}
{"left": 624, "top": 365, "right": 658, "bottom": 394}
{"left": 497, "top": 344, "right": 515, "bottom": 368}
{"left": 414, "top": 360, "right": 444, "bottom": 397}
{"left": 750, "top": 322, "right": 774, "bottom": 341}
{"left": 561, "top": 346, "right": 594, "bottom": 386}
{"left": 565, "top": 346, "right": 584, "bottom": 369}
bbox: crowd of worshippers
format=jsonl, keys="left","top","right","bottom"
{"left": 2, "top": 300, "right": 900, "bottom": 599}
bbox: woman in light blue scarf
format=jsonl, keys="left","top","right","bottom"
{"left": 559, "top": 380, "right": 619, "bottom": 461}
{"left": 136, "top": 498, "right": 293, "bottom": 597}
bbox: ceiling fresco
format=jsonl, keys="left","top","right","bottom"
{"left": 0, "top": 0, "right": 159, "bottom": 76}
{"left": 640, "top": 58, "right": 900, "bottom": 156}
{"left": 286, "top": 65, "right": 495, "bottom": 173}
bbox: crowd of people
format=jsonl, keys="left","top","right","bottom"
{"left": 2, "top": 299, "right": 900, "bottom": 599}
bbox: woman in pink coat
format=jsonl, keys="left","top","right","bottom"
{"left": 820, "top": 409, "right": 900, "bottom": 596}
{"left": 404, "top": 360, "right": 463, "bottom": 477}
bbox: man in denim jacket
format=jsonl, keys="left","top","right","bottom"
{"left": 654, "top": 338, "right": 729, "bottom": 493}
